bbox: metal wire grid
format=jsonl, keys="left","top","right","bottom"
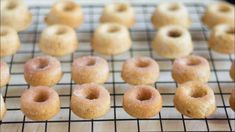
{"left": 0, "top": 3, "right": 234, "bottom": 132}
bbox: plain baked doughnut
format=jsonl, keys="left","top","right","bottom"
{"left": 92, "top": 23, "right": 132, "bottom": 55}
{"left": 174, "top": 81, "right": 216, "bottom": 118}
{"left": 45, "top": 0, "right": 84, "bottom": 28}
{"left": 152, "top": 25, "right": 193, "bottom": 59}
{"left": 0, "top": 61, "right": 10, "bottom": 88}
{"left": 24, "top": 56, "right": 63, "bottom": 86}
{"left": 20, "top": 86, "right": 60, "bottom": 121}
{"left": 0, "top": 0, "right": 32, "bottom": 31}
{"left": 71, "top": 83, "right": 110, "bottom": 119}
{"left": 229, "top": 89, "right": 235, "bottom": 111}
{"left": 39, "top": 24, "right": 78, "bottom": 56}
{"left": 0, "top": 95, "right": 6, "bottom": 120}
{"left": 121, "top": 57, "right": 160, "bottom": 85}
{"left": 151, "top": 2, "right": 191, "bottom": 28}
{"left": 230, "top": 61, "right": 235, "bottom": 81}
{"left": 100, "top": 3, "right": 135, "bottom": 28}
{"left": 202, "top": 2, "right": 235, "bottom": 28}
{"left": 72, "top": 56, "right": 109, "bottom": 84}
{"left": 172, "top": 55, "right": 211, "bottom": 84}
{"left": 208, "top": 24, "right": 235, "bottom": 54}
{"left": 0, "top": 26, "right": 20, "bottom": 57}
{"left": 123, "top": 85, "right": 162, "bottom": 118}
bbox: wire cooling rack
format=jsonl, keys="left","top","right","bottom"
{"left": 1, "top": 3, "right": 235, "bottom": 132}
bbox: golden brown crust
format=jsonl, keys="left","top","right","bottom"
{"left": 24, "top": 56, "right": 63, "bottom": 86}
{"left": 174, "top": 81, "right": 216, "bottom": 118}
{"left": 202, "top": 2, "right": 235, "bottom": 29}
{"left": 121, "top": 57, "right": 160, "bottom": 85}
{"left": 0, "top": 95, "right": 6, "bottom": 120}
{"left": 152, "top": 25, "right": 193, "bottom": 59}
{"left": 72, "top": 56, "right": 109, "bottom": 84}
{"left": 92, "top": 23, "right": 132, "bottom": 55}
{"left": 20, "top": 86, "right": 60, "bottom": 121}
{"left": 45, "top": 1, "right": 84, "bottom": 28}
{"left": 229, "top": 89, "right": 235, "bottom": 111}
{"left": 208, "top": 24, "right": 235, "bottom": 54}
{"left": 100, "top": 3, "right": 135, "bottom": 28}
{"left": 230, "top": 61, "right": 235, "bottom": 81}
{"left": 151, "top": 2, "right": 191, "bottom": 29}
{"left": 123, "top": 85, "right": 162, "bottom": 118}
{"left": 0, "top": 0, "right": 32, "bottom": 31}
{"left": 0, "top": 26, "right": 20, "bottom": 57}
{"left": 39, "top": 24, "right": 78, "bottom": 56}
{"left": 0, "top": 61, "right": 10, "bottom": 88}
{"left": 172, "top": 55, "right": 211, "bottom": 84}
{"left": 71, "top": 83, "right": 110, "bottom": 119}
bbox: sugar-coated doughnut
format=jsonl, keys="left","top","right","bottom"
{"left": 39, "top": 24, "right": 78, "bottom": 56}
{"left": 121, "top": 57, "right": 160, "bottom": 85}
{"left": 208, "top": 24, "right": 234, "bottom": 54}
{"left": 172, "top": 55, "right": 211, "bottom": 84}
{"left": 229, "top": 89, "right": 235, "bottom": 111}
{"left": 71, "top": 83, "right": 110, "bottom": 119}
{"left": 24, "top": 56, "right": 63, "bottom": 86}
{"left": 0, "top": 61, "right": 10, "bottom": 88}
{"left": 152, "top": 25, "right": 193, "bottom": 59}
{"left": 0, "top": 95, "right": 6, "bottom": 120}
{"left": 92, "top": 23, "right": 132, "bottom": 55}
{"left": 0, "top": 0, "right": 32, "bottom": 31}
{"left": 230, "top": 61, "right": 235, "bottom": 81}
{"left": 202, "top": 2, "right": 235, "bottom": 28}
{"left": 174, "top": 81, "right": 216, "bottom": 118}
{"left": 100, "top": 3, "right": 135, "bottom": 28}
{"left": 72, "top": 56, "right": 109, "bottom": 84}
{"left": 123, "top": 85, "right": 162, "bottom": 118}
{"left": 45, "top": 1, "right": 83, "bottom": 28}
{"left": 20, "top": 86, "right": 60, "bottom": 121}
{"left": 151, "top": 2, "right": 191, "bottom": 29}
{"left": 0, "top": 26, "right": 20, "bottom": 57}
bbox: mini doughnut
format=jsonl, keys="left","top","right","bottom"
{"left": 202, "top": 2, "right": 235, "bottom": 28}
{"left": 20, "top": 86, "right": 60, "bottom": 121}
{"left": 92, "top": 23, "right": 132, "bottom": 55}
{"left": 0, "top": 95, "right": 7, "bottom": 120}
{"left": 72, "top": 56, "right": 109, "bottom": 84}
{"left": 24, "top": 56, "right": 63, "bottom": 86}
{"left": 230, "top": 61, "right": 235, "bottom": 81}
{"left": 151, "top": 2, "right": 191, "bottom": 29}
{"left": 45, "top": 1, "right": 84, "bottom": 28}
{"left": 152, "top": 25, "right": 193, "bottom": 59}
{"left": 71, "top": 83, "right": 110, "bottom": 119}
{"left": 0, "top": 0, "right": 32, "bottom": 31}
{"left": 172, "top": 55, "right": 211, "bottom": 84}
{"left": 100, "top": 3, "right": 135, "bottom": 28}
{"left": 0, "top": 61, "right": 10, "bottom": 88}
{"left": 121, "top": 57, "right": 160, "bottom": 85}
{"left": 123, "top": 85, "right": 162, "bottom": 118}
{"left": 208, "top": 24, "right": 235, "bottom": 54}
{"left": 0, "top": 26, "right": 20, "bottom": 57}
{"left": 229, "top": 89, "right": 235, "bottom": 111}
{"left": 174, "top": 81, "right": 216, "bottom": 118}
{"left": 39, "top": 24, "right": 78, "bottom": 56}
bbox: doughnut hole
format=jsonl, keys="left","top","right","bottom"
{"left": 6, "top": 1, "right": 18, "bottom": 10}
{"left": 168, "top": 29, "right": 182, "bottom": 38}
{"left": 107, "top": 25, "right": 121, "bottom": 33}
{"left": 217, "top": 5, "right": 231, "bottom": 13}
{"left": 168, "top": 3, "right": 180, "bottom": 11}
{"left": 35, "top": 59, "right": 49, "bottom": 70}
{"left": 86, "top": 59, "right": 96, "bottom": 66}
{"left": 190, "top": 88, "right": 207, "bottom": 98}
{"left": 55, "top": 27, "right": 67, "bottom": 35}
{"left": 62, "top": 3, "right": 76, "bottom": 12}
{"left": 135, "top": 60, "right": 150, "bottom": 68}
{"left": 186, "top": 59, "right": 201, "bottom": 66}
{"left": 0, "top": 29, "right": 8, "bottom": 37}
{"left": 115, "top": 4, "right": 128, "bottom": 12}
{"left": 85, "top": 89, "right": 99, "bottom": 100}
{"left": 33, "top": 91, "right": 49, "bottom": 102}
{"left": 136, "top": 88, "right": 152, "bottom": 101}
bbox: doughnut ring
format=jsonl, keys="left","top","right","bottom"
{"left": 121, "top": 57, "right": 160, "bottom": 85}
{"left": 71, "top": 83, "right": 110, "bottom": 119}
{"left": 45, "top": 0, "right": 84, "bottom": 28}
{"left": 229, "top": 89, "right": 235, "bottom": 111}
{"left": 230, "top": 61, "right": 235, "bottom": 81}
{"left": 0, "top": 95, "right": 7, "bottom": 120}
{"left": 123, "top": 85, "right": 162, "bottom": 118}
{"left": 0, "top": 26, "right": 20, "bottom": 57}
{"left": 24, "top": 56, "right": 63, "bottom": 86}
{"left": 72, "top": 56, "right": 109, "bottom": 84}
{"left": 0, "top": 61, "right": 10, "bottom": 88}
{"left": 152, "top": 25, "right": 193, "bottom": 59}
{"left": 174, "top": 81, "right": 216, "bottom": 118}
{"left": 39, "top": 24, "right": 78, "bottom": 56}
{"left": 172, "top": 55, "right": 211, "bottom": 84}
{"left": 20, "top": 86, "right": 60, "bottom": 121}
